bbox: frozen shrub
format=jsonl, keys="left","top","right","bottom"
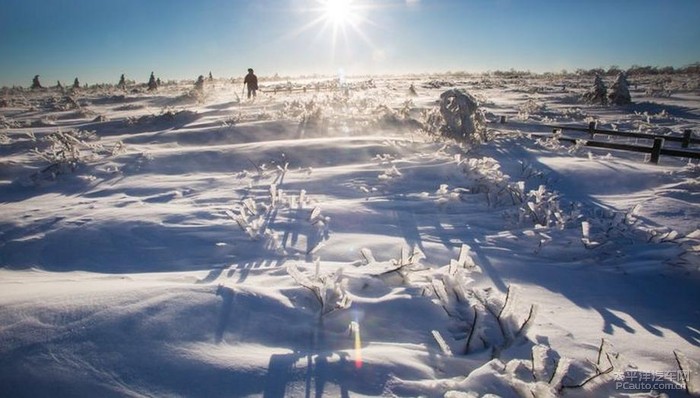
{"left": 287, "top": 262, "right": 351, "bottom": 316}
{"left": 30, "top": 130, "right": 123, "bottom": 181}
{"left": 608, "top": 72, "right": 631, "bottom": 105}
{"left": 462, "top": 157, "right": 525, "bottom": 207}
{"left": 194, "top": 75, "right": 205, "bottom": 92}
{"left": 583, "top": 75, "right": 608, "bottom": 105}
{"left": 517, "top": 99, "right": 547, "bottom": 120}
{"left": 515, "top": 185, "right": 578, "bottom": 228}
{"left": 438, "top": 89, "right": 487, "bottom": 143}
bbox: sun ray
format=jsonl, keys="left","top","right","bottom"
{"left": 275, "top": 0, "right": 386, "bottom": 67}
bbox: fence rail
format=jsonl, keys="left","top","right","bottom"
{"left": 527, "top": 122, "right": 699, "bottom": 164}
{"left": 545, "top": 121, "right": 699, "bottom": 148}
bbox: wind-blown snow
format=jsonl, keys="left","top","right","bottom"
{"left": 1, "top": 74, "right": 699, "bottom": 397}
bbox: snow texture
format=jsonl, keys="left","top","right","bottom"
{"left": 1, "top": 72, "right": 699, "bottom": 397}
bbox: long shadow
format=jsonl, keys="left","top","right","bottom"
{"left": 204, "top": 100, "right": 240, "bottom": 111}
{"left": 211, "top": 286, "right": 393, "bottom": 397}
{"left": 468, "top": 135, "right": 700, "bottom": 347}
{"left": 0, "top": 219, "right": 249, "bottom": 273}
{"left": 80, "top": 110, "right": 202, "bottom": 137}
{"left": 627, "top": 101, "right": 700, "bottom": 120}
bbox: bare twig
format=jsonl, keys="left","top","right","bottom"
{"left": 561, "top": 351, "right": 615, "bottom": 390}
{"left": 548, "top": 358, "right": 560, "bottom": 385}
{"left": 596, "top": 338, "right": 605, "bottom": 367}
{"left": 497, "top": 285, "right": 512, "bottom": 321}
{"left": 465, "top": 306, "right": 478, "bottom": 354}
{"left": 516, "top": 304, "right": 536, "bottom": 336}
{"left": 673, "top": 350, "right": 691, "bottom": 395}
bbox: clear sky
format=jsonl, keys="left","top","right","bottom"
{"left": 1, "top": 0, "right": 699, "bottom": 87}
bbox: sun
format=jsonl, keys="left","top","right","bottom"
{"left": 286, "top": 0, "right": 378, "bottom": 61}
{"left": 323, "top": 0, "right": 355, "bottom": 26}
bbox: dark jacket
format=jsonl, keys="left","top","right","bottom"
{"left": 244, "top": 73, "right": 258, "bottom": 90}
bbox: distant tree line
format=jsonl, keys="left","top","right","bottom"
{"left": 573, "top": 63, "right": 700, "bottom": 77}
{"left": 12, "top": 62, "right": 700, "bottom": 90}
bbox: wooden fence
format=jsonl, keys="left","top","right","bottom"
{"left": 535, "top": 121, "right": 700, "bottom": 164}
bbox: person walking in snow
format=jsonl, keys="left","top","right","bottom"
{"left": 243, "top": 68, "right": 258, "bottom": 99}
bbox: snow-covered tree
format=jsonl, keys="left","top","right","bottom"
{"left": 117, "top": 74, "right": 126, "bottom": 90}
{"left": 608, "top": 72, "right": 631, "bottom": 105}
{"left": 147, "top": 72, "right": 158, "bottom": 91}
{"left": 583, "top": 75, "right": 607, "bottom": 105}
{"left": 194, "top": 75, "right": 205, "bottom": 92}
{"left": 73, "top": 78, "right": 80, "bottom": 89}
{"left": 208, "top": 71, "right": 213, "bottom": 81}
{"left": 31, "top": 75, "right": 42, "bottom": 89}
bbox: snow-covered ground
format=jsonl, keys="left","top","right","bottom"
{"left": 1, "top": 73, "right": 699, "bottom": 397}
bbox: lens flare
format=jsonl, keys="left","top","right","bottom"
{"left": 350, "top": 321, "right": 362, "bottom": 369}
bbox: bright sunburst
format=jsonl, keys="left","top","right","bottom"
{"left": 322, "top": 0, "right": 355, "bottom": 26}
{"left": 288, "top": 0, "right": 377, "bottom": 60}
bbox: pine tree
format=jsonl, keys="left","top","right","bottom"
{"left": 583, "top": 74, "right": 608, "bottom": 105}
{"left": 117, "top": 74, "right": 126, "bottom": 90}
{"left": 608, "top": 72, "right": 631, "bottom": 105}
{"left": 147, "top": 72, "right": 157, "bottom": 91}
{"left": 208, "top": 71, "right": 213, "bottom": 81}
{"left": 73, "top": 78, "right": 80, "bottom": 89}
{"left": 31, "top": 75, "right": 42, "bottom": 89}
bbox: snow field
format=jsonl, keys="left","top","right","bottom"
{"left": 1, "top": 74, "right": 699, "bottom": 397}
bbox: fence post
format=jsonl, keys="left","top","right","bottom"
{"left": 588, "top": 121, "right": 596, "bottom": 138}
{"left": 650, "top": 138, "right": 664, "bottom": 164}
{"left": 682, "top": 130, "right": 692, "bottom": 148}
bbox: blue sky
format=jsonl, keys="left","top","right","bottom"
{"left": 1, "top": 0, "right": 699, "bottom": 87}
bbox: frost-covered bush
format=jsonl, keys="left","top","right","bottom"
{"left": 178, "top": 77, "right": 206, "bottom": 103}
{"left": 461, "top": 157, "right": 525, "bottom": 207}
{"left": 31, "top": 130, "right": 124, "bottom": 181}
{"left": 437, "top": 89, "right": 487, "bottom": 143}
{"left": 513, "top": 185, "right": 580, "bottom": 228}
{"left": 0, "top": 115, "right": 18, "bottom": 129}
{"left": 579, "top": 205, "right": 649, "bottom": 248}
{"left": 559, "top": 106, "right": 588, "bottom": 121}
{"left": 428, "top": 245, "right": 537, "bottom": 356}
{"left": 583, "top": 75, "right": 608, "bottom": 105}
{"left": 608, "top": 72, "right": 631, "bottom": 105}
{"left": 193, "top": 75, "right": 205, "bottom": 92}
{"left": 517, "top": 98, "right": 547, "bottom": 120}
{"left": 535, "top": 130, "right": 587, "bottom": 155}
{"left": 287, "top": 261, "right": 351, "bottom": 316}
{"left": 128, "top": 109, "right": 199, "bottom": 126}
